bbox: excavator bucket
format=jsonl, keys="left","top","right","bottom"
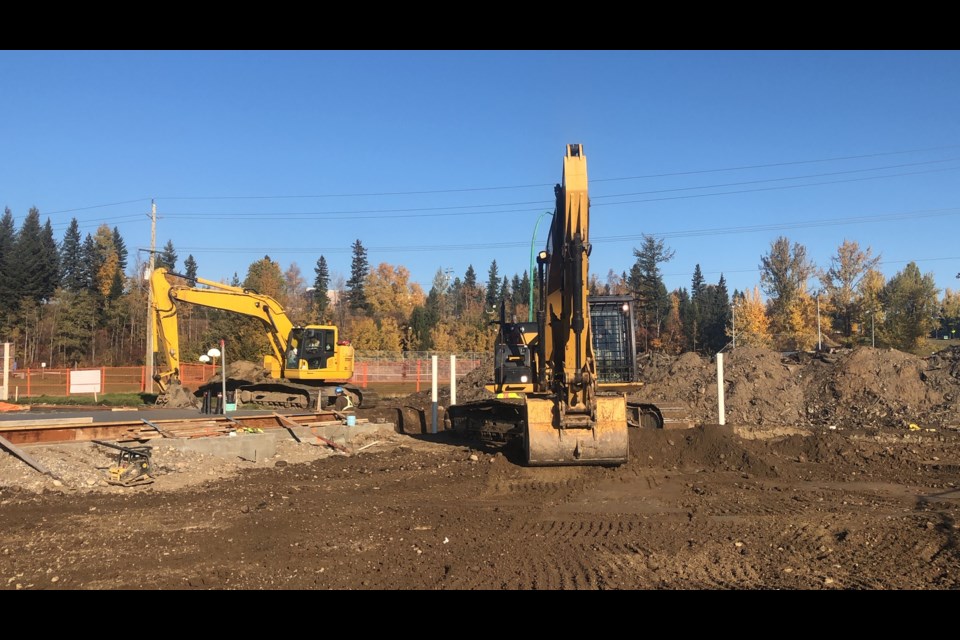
{"left": 524, "top": 395, "right": 629, "bottom": 466}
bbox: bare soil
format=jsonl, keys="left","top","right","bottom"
{"left": 1, "top": 346, "right": 959, "bottom": 590}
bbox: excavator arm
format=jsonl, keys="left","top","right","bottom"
{"left": 522, "top": 144, "right": 629, "bottom": 465}
{"left": 149, "top": 266, "right": 365, "bottom": 410}
{"left": 150, "top": 267, "right": 295, "bottom": 391}
{"left": 446, "top": 144, "right": 629, "bottom": 466}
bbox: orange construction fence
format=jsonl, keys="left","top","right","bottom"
{"left": 2, "top": 358, "right": 485, "bottom": 399}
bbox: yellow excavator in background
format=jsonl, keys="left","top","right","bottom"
{"left": 150, "top": 267, "right": 377, "bottom": 410}
{"left": 447, "top": 143, "right": 631, "bottom": 466}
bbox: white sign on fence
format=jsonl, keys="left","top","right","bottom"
{"left": 69, "top": 369, "right": 102, "bottom": 394}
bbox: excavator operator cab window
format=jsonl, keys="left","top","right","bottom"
{"left": 286, "top": 340, "right": 300, "bottom": 368}
{"left": 302, "top": 328, "right": 336, "bottom": 369}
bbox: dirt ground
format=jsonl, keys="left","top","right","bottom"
{"left": 1, "top": 345, "right": 959, "bottom": 590}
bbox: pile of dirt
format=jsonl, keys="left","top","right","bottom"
{"left": 162, "top": 344, "right": 960, "bottom": 433}
{"left": 634, "top": 345, "right": 960, "bottom": 431}
{"left": 157, "top": 361, "right": 275, "bottom": 409}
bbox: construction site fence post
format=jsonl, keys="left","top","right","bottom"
{"left": 1, "top": 342, "right": 9, "bottom": 402}
{"left": 717, "top": 353, "right": 725, "bottom": 425}
{"left": 416, "top": 359, "right": 421, "bottom": 393}
{"left": 450, "top": 354, "right": 456, "bottom": 406}
{"left": 431, "top": 355, "right": 438, "bottom": 434}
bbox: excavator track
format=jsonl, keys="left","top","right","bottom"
{"left": 626, "top": 401, "right": 696, "bottom": 429}
{"left": 193, "top": 381, "right": 379, "bottom": 412}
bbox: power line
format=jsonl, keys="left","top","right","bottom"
{"left": 123, "top": 164, "right": 960, "bottom": 223}
{"left": 30, "top": 144, "right": 960, "bottom": 224}
{"left": 161, "top": 205, "right": 960, "bottom": 256}
{"left": 155, "top": 143, "right": 960, "bottom": 200}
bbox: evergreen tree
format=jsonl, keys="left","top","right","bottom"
{"left": 112, "top": 227, "right": 128, "bottom": 274}
{"left": 313, "top": 255, "right": 331, "bottom": 320}
{"left": 347, "top": 239, "right": 369, "bottom": 312}
{"left": 9, "top": 208, "right": 51, "bottom": 304}
{"left": 628, "top": 234, "right": 675, "bottom": 351}
{"left": 688, "top": 264, "right": 706, "bottom": 352}
{"left": 485, "top": 260, "right": 500, "bottom": 311}
{"left": 52, "top": 289, "right": 99, "bottom": 366}
{"left": 109, "top": 270, "right": 125, "bottom": 299}
{"left": 80, "top": 234, "right": 97, "bottom": 292}
{"left": 691, "top": 264, "right": 706, "bottom": 298}
{"left": 700, "top": 274, "right": 731, "bottom": 353}
{"left": 157, "top": 239, "right": 178, "bottom": 271}
{"left": 40, "top": 218, "right": 60, "bottom": 298}
{"left": 500, "top": 275, "right": 509, "bottom": 308}
{"left": 511, "top": 274, "right": 523, "bottom": 308}
{"left": 517, "top": 271, "right": 532, "bottom": 316}
{"left": 0, "top": 208, "right": 16, "bottom": 320}
{"left": 409, "top": 296, "right": 440, "bottom": 350}
{"left": 462, "top": 264, "right": 481, "bottom": 315}
{"left": 183, "top": 254, "right": 198, "bottom": 281}
{"left": 60, "top": 218, "right": 85, "bottom": 292}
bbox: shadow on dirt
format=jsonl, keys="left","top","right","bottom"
{"left": 357, "top": 403, "right": 525, "bottom": 465}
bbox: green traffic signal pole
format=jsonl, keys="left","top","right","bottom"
{"left": 530, "top": 211, "right": 553, "bottom": 322}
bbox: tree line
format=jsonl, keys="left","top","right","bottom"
{"left": 0, "top": 206, "right": 949, "bottom": 369}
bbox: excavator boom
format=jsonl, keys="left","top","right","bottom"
{"left": 524, "top": 144, "right": 629, "bottom": 465}
{"left": 447, "top": 144, "right": 630, "bottom": 466}
{"left": 149, "top": 268, "right": 375, "bottom": 410}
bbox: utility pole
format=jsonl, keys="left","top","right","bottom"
{"left": 145, "top": 199, "right": 157, "bottom": 393}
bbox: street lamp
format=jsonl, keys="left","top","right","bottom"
{"left": 207, "top": 343, "right": 227, "bottom": 413}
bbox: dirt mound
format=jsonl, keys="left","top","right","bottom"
{"left": 203, "top": 360, "right": 273, "bottom": 384}
{"left": 156, "top": 360, "right": 274, "bottom": 409}
{"left": 634, "top": 345, "right": 960, "bottom": 431}
{"left": 155, "top": 382, "right": 201, "bottom": 409}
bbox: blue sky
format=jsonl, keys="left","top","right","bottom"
{"left": 2, "top": 50, "right": 959, "bottom": 301}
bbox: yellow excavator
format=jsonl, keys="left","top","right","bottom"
{"left": 447, "top": 143, "right": 631, "bottom": 466}
{"left": 150, "top": 267, "right": 377, "bottom": 410}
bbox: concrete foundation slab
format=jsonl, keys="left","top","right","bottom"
{"left": 159, "top": 421, "right": 397, "bottom": 462}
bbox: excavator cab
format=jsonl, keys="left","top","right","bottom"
{"left": 487, "top": 302, "right": 539, "bottom": 394}
{"left": 288, "top": 327, "right": 336, "bottom": 371}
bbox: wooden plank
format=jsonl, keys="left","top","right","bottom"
{"left": 272, "top": 412, "right": 303, "bottom": 443}
{"left": 0, "top": 433, "right": 59, "bottom": 479}
{"left": 140, "top": 418, "right": 177, "bottom": 439}
{"left": 309, "top": 428, "right": 351, "bottom": 453}
{"left": 0, "top": 417, "right": 94, "bottom": 429}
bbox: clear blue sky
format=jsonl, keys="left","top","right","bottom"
{"left": 2, "top": 50, "right": 959, "bottom": 301}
